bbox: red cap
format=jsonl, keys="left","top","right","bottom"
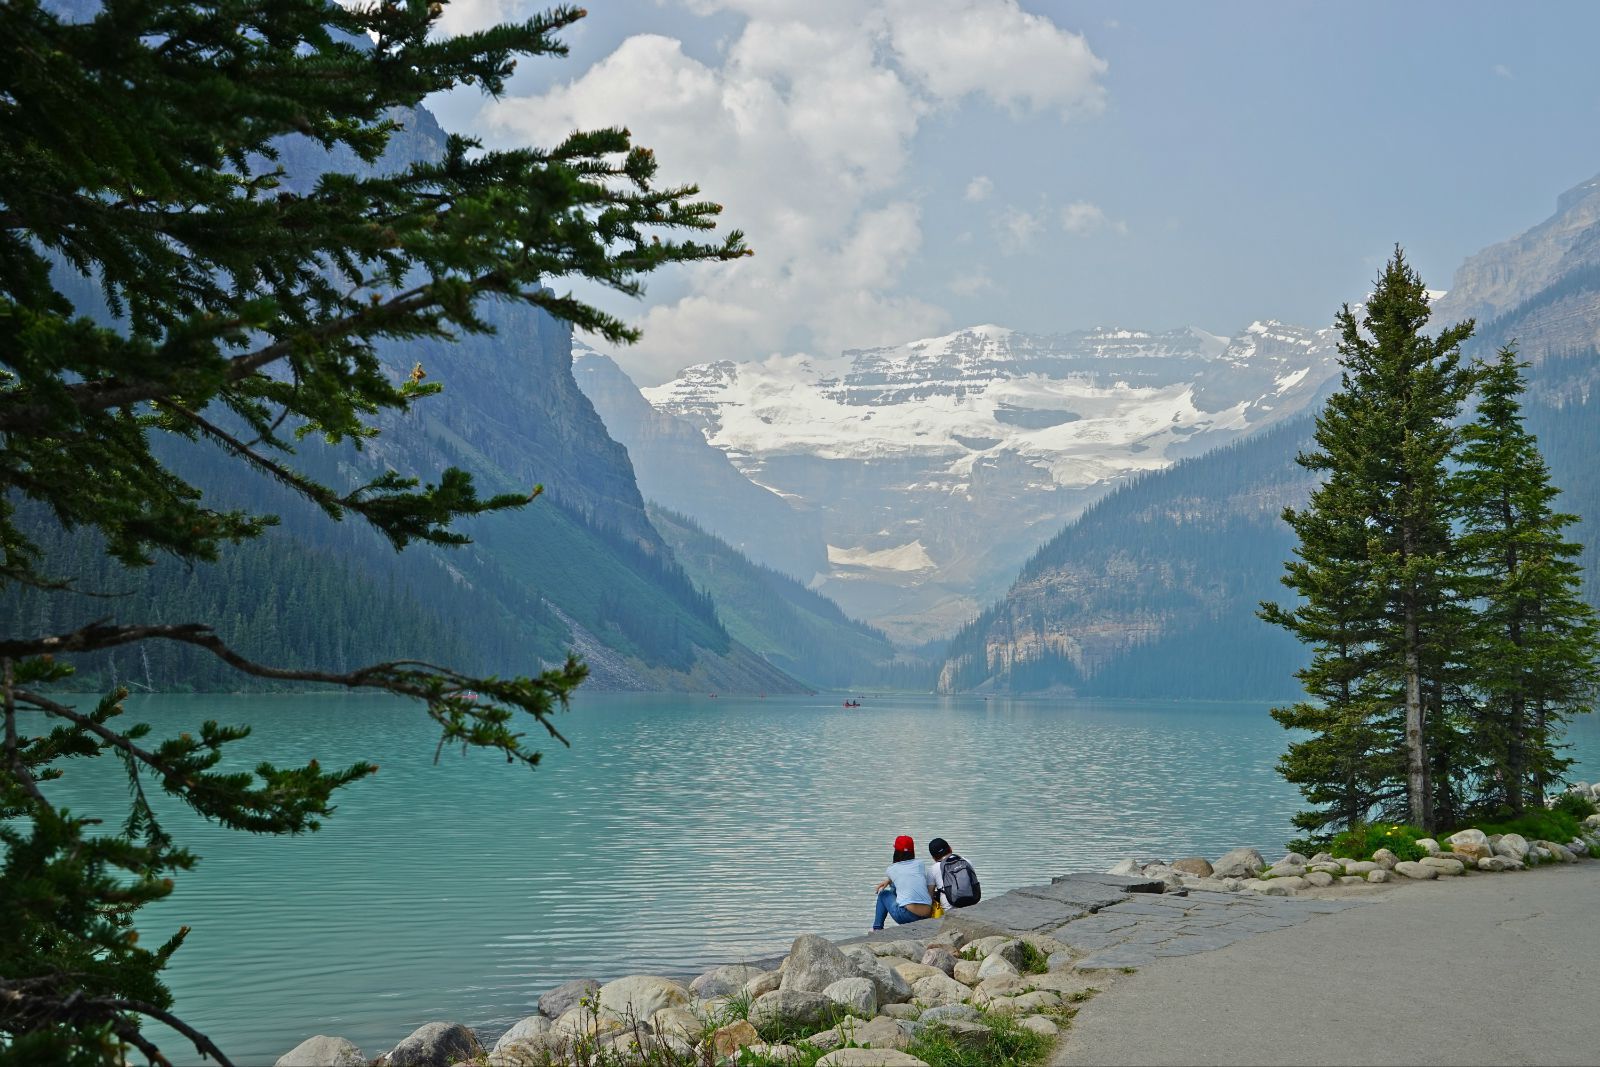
{"left": 893, "top": 835, "right": 914, "bottom": 852}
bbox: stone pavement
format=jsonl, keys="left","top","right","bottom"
{"left": 907, "top": 871, "right": 1363, "bottom": 972}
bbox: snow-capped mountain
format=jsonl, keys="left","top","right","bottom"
{"left": 641, "top": 321, "right": 1342, "bottom": 643}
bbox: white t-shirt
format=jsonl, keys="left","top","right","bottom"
{"left": 927, "top": 857, "right": 949, "bottom": 904}
{"left": 884, "top": 859, "right": 935, "bottom": 907}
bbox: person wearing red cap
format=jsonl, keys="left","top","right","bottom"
{"left": 870, "top": 834, "right": 937, "bottom": 931}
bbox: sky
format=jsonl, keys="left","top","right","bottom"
{"left": 426, "top": 1, "right": 1600, "bottom": 385}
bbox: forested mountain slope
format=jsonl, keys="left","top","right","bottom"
{"left": 11, "top": 77, "right": 805, "bottom": 693}
{"left": 647, "top": 505, "right": 936, "bottom": 691}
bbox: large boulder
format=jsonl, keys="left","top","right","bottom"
{"left": 1106, "top": 858, "right": 1142, "bottom": 876}
{"left": 920, "top": 1004, "right": 980, "bottom": 1024}
{"left": 844, "top": 1015, "right": 911, "bottom": 1050}
{"left": 987, "top": 940, "right": 1030, "bottom": 970}
{"left": 712, "top": 1020, "right": 761, "bottom": 1059}
{"left": 382, "top": 1022, "right": 482, "bottom": 1067}
{"left": 891, "top": 961, "right": 945, "bottom": 985}
{"left": 691, "top": 963, "right": 765, "bottom": 999}
{"left": 538, "top": 978, "right": 600, "bottom": 1020}
{"left": 870, "top": 940, "right": 925, "bottom": 960}
{"left": 745, "top": 970, "right": 783, "bottom": 998}
{"left": 824, "top": 977, "right": 878, "bottom": 1017}
{"left": 277, "top": 1036, "right": 365, "bottom": 1067}
{"left": 1450, "top": 842, "right": 1491, "bottom": 863}
{"left": 975, "top": 954, "right": 1018, "bottom": 980}
{"left": 597, "top": 975, "right": 689, "bottom": 1024}
{"left": 929, "top": 1019, "right": 993, "bottom": 1052}
{"left": 1372, "top": 848, "right": 1400, "bottom": 868}
{"left": 1210, "top": 848, "right": 1266, "bottom": 879}
{"left": 1416, "top": 838, "right": 1442, "bottom": 856}
{"left": 816, "top": 1050, "right": 929, "bottom": 1066}
{"left": 1343, "top": 861, "right": 1382, "bottom": 875}
{"left": 652, "top": 1007, "right": 702, "bottom": 1040}
{"left": 1393, "top": 861, "right": 1438, "bottom": 880}
{"left": 552, "top": 1007, "right": 621, "bottom": 1040}
{"left": 1263, "top": 862, "right": 1307, "bottom": 880}
{"left": 1420, "top": 856, "right": 1465, "bottom": 876}
{"left": 1012, "top": 990, "right": 1064, "bottom": 1013}
{"left": 965, "top": 936, "right": 1011, "bottom": 958}
{"left": 920, "top": 946, "right": 957, "bottom": 976}
{"left": 1304, "top": 871, "right": 1335, "bottom": 887}
{"left": 487, "top": 1033, "right": 570, "bottom": 1067}
{"left": 1477, "top": 856, "right": 1509, "bottom": 872}
{"left": 1448, "top": 828, "right": 1489, "bottom": 848}
{"left": 782, "top": 935, "right": 858, "bottom": 993}
{"left": 750, "top": 989, "right": 837, "bottom": 1033}
{"left": 974, "top": 974, "right": 1028, "bottom": 1000}
{"left": 911, "top": 972, "right": 970, "bottom": 1006}
{"left": 490, "top": 1017, "right": 551, "bottom": 1057}
{"left": 1367, "top": 869, "right": 1390, "bottom": 883}
{"left": 843, "top": 947, "right": 913, "bottom": 1005}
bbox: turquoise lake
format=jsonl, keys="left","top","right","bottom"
{"left": 39, "top": 691, "right": 1600, "bottom": 1062}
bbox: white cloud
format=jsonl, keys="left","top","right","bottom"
{"left": 964, "top": 175, "right": 994, "bottom": 202}
{"left": 996, "top": 205, "right": 1047, "bottom": 253}
{"left": 947, "top": 272, "right": 997, "bottom": 297}
{"left": 1060, "top": 199, "right": 1126, "bottom": 236}
{"left": 478, "top": 2, "right": 1106, "bottom": 381}
{"left": 1491, "top": 63, "right": 1514, "bottom": 80}
{"left": 884, "top": 0, "right": 1107, "bottom": 118}
{"left": 432, "top": 0, "right": 526, "bottom": 36}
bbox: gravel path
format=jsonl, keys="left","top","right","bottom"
{"left": 1051, "top": 862, "right": 1600, "bottom": 1066}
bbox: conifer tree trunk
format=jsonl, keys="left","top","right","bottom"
{"left": 1403, "top": 601, "right": 1431, "bottom": 829}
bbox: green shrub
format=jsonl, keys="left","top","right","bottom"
{"left": 1329, "top": 822, "right": 1428, "bottom": 863}
{"left": 1551, "top": 791, "right": 1598, "bottom": 820}
{"left": 1015, "top": 941, "right": 1050, "bottom": 976}
{"left": 1467, "top": 810, "right": 1584, "bottom": 845}
{"left": 907, "top": 1008, "right": 1054, "bottom": 1067}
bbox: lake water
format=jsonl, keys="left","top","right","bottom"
{"left": 38, "top": 691, "right": 1600, "bottom": 1062}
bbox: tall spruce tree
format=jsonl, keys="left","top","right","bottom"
{"left": 1456, "top": 346, "right": 1600, "bottom": 814}
{"left": 1263, "top": 249, "right": 1474, "bottom": 832}
{"left": 0, "top": 3, "right": 744, "bottom": 1062}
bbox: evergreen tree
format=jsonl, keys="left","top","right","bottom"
{"left": 0, "top": 3, "right": 744, "bottom": 1062}
{"left": 1263, "top": 249, "right": 1475, "bottom": 831}
{"left": 1456, "top": 346, "right": 1600, "bottom": 814}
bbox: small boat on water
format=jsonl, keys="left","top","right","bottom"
{"left": 842, "top": 699, "right": 861, "bottom": 708}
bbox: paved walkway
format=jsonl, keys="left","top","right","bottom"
{"left": 1051, "top": 862, "right": 1600, "bottom": 1066}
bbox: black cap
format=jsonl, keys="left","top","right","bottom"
{"left": 929, "top": 837, "right": 951, "bottom": 859}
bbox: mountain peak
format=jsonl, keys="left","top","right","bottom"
{"left": 1555, "top": 173, "right": 1600, "bottom": 216}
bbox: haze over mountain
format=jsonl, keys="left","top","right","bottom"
{"left": 573, "top": 346, "right": 828, "bottom": 584}
{"left": 937, "top": 172, "right": 1600, "bottom": 697}
{"left": 634, "top": 320, "right": 1342, "bottom": 643}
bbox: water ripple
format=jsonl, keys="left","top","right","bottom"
{"left": 38, "top": 691, "right": 1600, "bottom": 1062}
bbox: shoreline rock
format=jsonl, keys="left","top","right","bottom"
{"left": 280, "top": 813, "right": 1600, "bottom": 1066}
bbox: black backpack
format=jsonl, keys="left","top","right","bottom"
{"left": 940, "top": 854, "right": 981, "bottom": 908}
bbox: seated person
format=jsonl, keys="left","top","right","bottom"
{"left": 871, "top": 834, "right": 935, "bottom": 931}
